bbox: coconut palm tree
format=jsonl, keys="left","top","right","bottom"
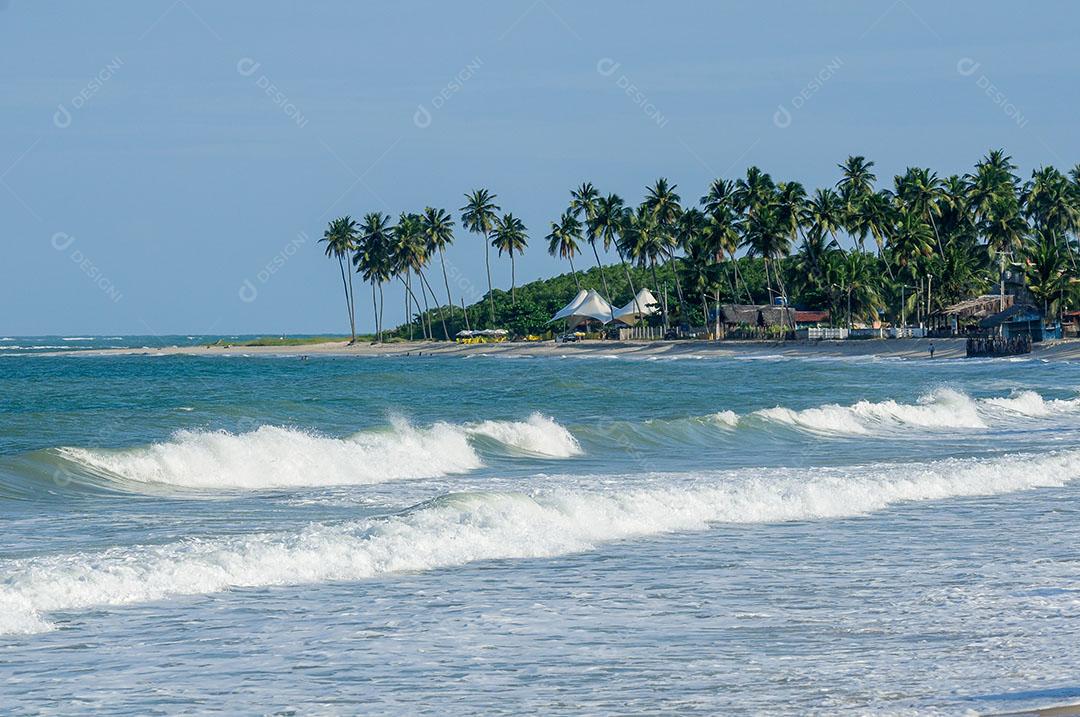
{"left": 571, "top": 182, "right": 609, "bottom": 299}
{"left": 643, "top": 178, "right": 689, "bottom": 322}
{"left": 979, "top": 197, "right": 1028, "bottom": 258}
{"left": 319, "top": 215, "right": 359, "bottom": 342}
{"left": 1024, "top": 228, "right": 1071, "bottom": 316}
{"left": 836, "top": 249, "right": 885, "bottom": 327}
{"left": 460, "top": 188, "right": 500, "bottom": 325}
{"left": 895, "top": 167, "right": 945, "bottom": 255}
{"left": 396, "top": 212, "right": 442, "bottom": 340}
{"left": 968, "top": 150, "right": 1020, "bottom": 229}
{"left": 739, "top": 203, "right": 790, "bottom": 307}
{"left": 619, "top": 205, "right": 668, "bottom": 320}
{"left": 734, "top": 166, "right": 776, "bottom": 217}
{"left": 593, "top": 193, "right": 636, "bottom": 315}
{"left": 837, "top": 155, "right": 877, "bottom": 250}
{"left": 680, "top": 230, "right": 722, "bottom": 329}
{"left": 700, "top": 178, "right": 736, "bottom": 216}
{"left": 390, "top": 212, "right": 430, "bottom": 339}
{"left": 702, "top": 203, "right": 752, "bottom": 304}
{"left": 1024, "top": 166, "right": 1079, "bottom": 269}
{"left": 421, "top": 206, "right": 457, "bottom": 328}
{"left": 889, "top": 209, "right": 935, "bottom": 281}
{"left": 492, "top": 213, "right": 528, "bottom": 305}
{"left": 546, "top": 211, "right": 583, "bottom": 290}
{"left": 355, "top": 212, "right": 394, "bottom": 342}
{"left": 837, "top": 155, "right": 877, "bottom": 198}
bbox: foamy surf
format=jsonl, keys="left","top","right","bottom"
{"left": 466, "top": 413, "right": 582, "bottom": 458}
{"left": 753, "top": 387, "right": 987, "bottom": 435}
{"left": 4, "top": 448, "right": 1078, "bottom": 636}
{"left": 56, "top": 415, "right": 580, "bottom": 490}
{"left": 980, "top": 390, "right": 1080, "bottom": 418}
{"left": 746, "top": 388, "right": 1080, "bottom": 436}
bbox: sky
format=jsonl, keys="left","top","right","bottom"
{"left": 2, "top": 0, "right": 1078, "bottom": 335}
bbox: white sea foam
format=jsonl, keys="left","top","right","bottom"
{"left": 4, "top": 448, "right": 1077, "bottom": 636}
{"left": 57, "top": 416, "right": 581, "bottom": 490}
{"left": 466, "top": 413, "right": 582, "bottom": 457}
{"left": 59, "top": 422, "right": 481, "bottom": 490}
{"left": 981, "top": 390, "right": 1080, "bottom": 418}
{"left": 708, "top": 411, "right": 740, "bottom": 427}
{"left": 753, "top": 388, "right": 993, "bottom": 435}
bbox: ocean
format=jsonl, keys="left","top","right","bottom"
{"left": 2, "top": 336, "right": 1080, "bottom": 715}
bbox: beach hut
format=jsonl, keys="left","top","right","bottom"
{"left": 611, "top": 288, "right": 660, "bottom": 326}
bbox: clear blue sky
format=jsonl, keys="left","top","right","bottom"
{"left": 2, "top": 0, "right": 1077, "bottom": 335}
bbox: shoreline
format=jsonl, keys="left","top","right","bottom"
{"left": 35, "top": 337, "right": 1080, "bottom": 361}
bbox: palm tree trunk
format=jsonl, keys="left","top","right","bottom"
{"left": 404, "top": 272, "right": 412, "bottom": 340}
{"left": 346, "top": 259, "right": 356, "bottom": 342}
{"left": 484, "top": 236, "right": 495, "bottom": 326}
{"left": 590, "top": 240, "right": 611, "bottom": 299}
{"left": 461, "top": 297, "right": 471, "bottom": 331}
{"left": 714, "top": 288, "right": 722, "bottom": 338}
{"left": 438, "top": 246, "right": 455, "bottom": 325}
{"left": 370, "top": 281, "right": 377, "bottom": 343}
{"left": 700, "top": 293, "right": 709, "bottom": 331}
{"left": 650, "top": 259, "right": 666, "bottom": 329}
{"left": 337, "top": 256, "right": 355, "bottom": 343}
{"left": 772, "top": 256, "right": 795, "bottom": 332}
{"left": 617, "top": 250, "right": 640, "bottom": 316}
{"left": 666, "top": 250, "right": 689, "bottom": 325}
{"left": 927, "top": 211, "right": 945, "bottom": 256}
{"left": 510, "top": 253, "right": 517, "bottom": 305}
{"left": 733, "top": 257, "right": 754, "bottom": 304}
{"left": 378, "top": 283, "right": 385, "bottom": 342}
{"left": 400, "top": 275, "right": 426, "bottom": 340}
{"left": 417, "top": 273, "right": 432, "bottom": 339}
{"left": 420, "top": 270, "right": 449, "bottom": 339}
{"left": 568, "top": 254, "right": 581, "bottom": 291}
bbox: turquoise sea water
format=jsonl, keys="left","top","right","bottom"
{"left": 3, "top": 337, "right": 1080, "bottom": 715}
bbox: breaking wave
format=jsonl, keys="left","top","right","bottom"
{"left": 980, "top": 390, "right": 1080, "bottom": 418}
{"left": 752, "top": 388, "right": 987, "bottom": 435}
{"left": 3, "top": 448, "right": 1078, "bottom": 635}
{"left": 750, "top": 388, "right": 1080, "bottom": 436}
{"left": 466, "top": 413, "right": 581, "bottom": 458}
{"left": 54, "top": 414, "right": 578, "bottom": 491}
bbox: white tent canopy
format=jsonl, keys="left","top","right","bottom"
{"left": 567, "top": 289, "right": 615, "bottom": 324}
{"left": 549, "top": 289, "right": 588, "bottom": 322}
{"left": 612, "top": 288, "right": 659, "bottom": 326}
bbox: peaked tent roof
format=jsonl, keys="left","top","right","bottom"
{"left": 568, "top": 289, "right": 615, "bottom": 324}
{"left": 550, "top": 289, "right": 589, "bottom": 322}
{"left": 611, "top": 288, "right": 660, "bottom": 325}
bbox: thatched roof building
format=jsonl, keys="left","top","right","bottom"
{"left": 720, "top": 304, "right": 795, "bottom": 327}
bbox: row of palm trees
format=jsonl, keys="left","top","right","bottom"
{"left": 321, "top": 150, "right": 1080, "bottom": 339}
{"left": 319, "top": 193, "right": 529, "bottom": 342}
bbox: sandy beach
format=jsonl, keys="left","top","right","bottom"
{"left": 43, "top": 337, "right": 1080, "bottom": 361}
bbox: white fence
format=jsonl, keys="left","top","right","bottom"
{"left": 888, "top": 327, "right": 927, "bottom": 338}
{"left": 799, "top": 327, "right": 927, "bottom": 340}
{"left": 618, "top": 325, "right": 665, "bottom": 341}
{"left": 800, "top": 327, "right": 849, "bottom": 340}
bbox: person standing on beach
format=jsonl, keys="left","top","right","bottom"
{"left": 929, "top": 342, "right": 935, "bottom": 359}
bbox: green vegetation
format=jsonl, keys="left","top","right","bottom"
{"left": 318, "top": 150, "right": 1080, "bottom": 339}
